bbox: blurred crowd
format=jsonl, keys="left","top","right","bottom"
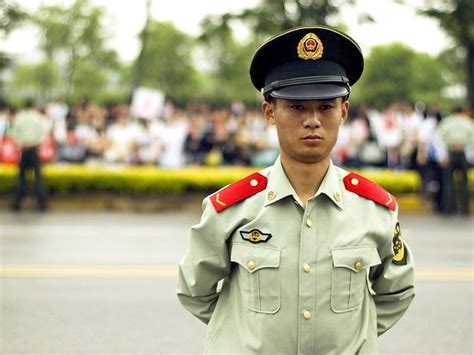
{"left": 1, "top": 98, "right": 473, "bottom": 169}
{"left": 1, "top": 98, "right": 473, "bottom": 213}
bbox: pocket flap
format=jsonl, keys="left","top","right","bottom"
{"left": 332, "top": 246, "right": 381, "bottom": 272}
{"left": 231, "top": 243, "right": 281, "bottom": 273}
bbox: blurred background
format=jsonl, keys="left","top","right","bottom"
{"left": 0, "top": 0, "right": 473, "bottom": 354}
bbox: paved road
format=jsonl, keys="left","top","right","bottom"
{"left": 0, "top": 211, "right": 472, "bottom": 354}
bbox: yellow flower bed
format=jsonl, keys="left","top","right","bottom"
{"left": 1, "top": 163, "right": 473, "bottom": 195}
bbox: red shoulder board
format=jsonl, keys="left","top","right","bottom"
{"left": 210, "top": 172, "right": 267, "bottom": 213}
{"left": 343, "top": 172, "right": 397, "bottom": 211}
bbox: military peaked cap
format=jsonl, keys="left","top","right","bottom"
{"left": 249, "top": 26, "right": 364, "bottom": 100}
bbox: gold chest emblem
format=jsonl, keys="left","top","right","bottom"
{"left": 297, "top": 33, "right": 324, "bottom": 60}
{"left": 239, "top": 229, "right": 272, "bottom": 244}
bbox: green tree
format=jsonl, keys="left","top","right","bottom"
{"left": 0, "top": 0, "right": 25, "bottom": 97}
{"left": 416, "top": 0, "right": 474, "bottom": 110}
{"left": 33, "top": 0, "right": 119, "bottom": 99}
{"left": 200, "top": 0, "right": 369, "bottom": 41}
{"left": 351, "top": 43, "right": 446, "bottom": 109}
{"left": 10, "top": 60, "right": 59, "bottom": 101}
{"left": 135, "top": 21, "right": 201, "bottom": 103}
{"left": 198, "top": 0, "right": 369, "bottom": 105}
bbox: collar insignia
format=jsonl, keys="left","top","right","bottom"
{"left": 297, "top": 32, "right": 324, "bottom": 60}
{"left": 240, "top": 229, "right": 272, "bottom": 244}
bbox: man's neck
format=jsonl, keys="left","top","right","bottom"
{"left": 280, "top": 155, "right": 330, "bottom": 205}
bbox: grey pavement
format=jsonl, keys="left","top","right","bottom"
{"left": 0, "top": 211, "right": 473, "bottom": 354}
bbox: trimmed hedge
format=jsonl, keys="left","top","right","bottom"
{"left": 1, "top": 163, "right": 473, "bottom": 195}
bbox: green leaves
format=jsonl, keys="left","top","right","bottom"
{"left": 351, "top": 43, "right": 447, "bottom": 109}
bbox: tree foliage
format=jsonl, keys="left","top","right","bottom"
{"left": 0, "top": 0, "right": 25, "bottom": 96}
{"left": 32, "top": 0, "right": 119, "bottom": 99}
{"left": 10, "top": 60, "right": 59, "bottom": 101}
{"left": 197, "top": 0, "right": 373, "bottom": 106}
{"left": 417, "top": 0, "right": 474, "bottom": 110}
{"left": 0, "top": 0, "right": 24, "bottom": 35}
{"left": 135, "top": 21, "right": 201, "bottom": 103}
{"left": 352, "top": 43, "right": 446, "bottom": 109}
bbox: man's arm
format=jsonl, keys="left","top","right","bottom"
{"left": 177, "top": 198, "right": 231, "bottom": 324}
{"left": 370, "top": 212, "right": 415, "bottom": 336}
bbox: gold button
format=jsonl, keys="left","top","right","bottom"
{"left": 333, "top": 192, "right": 341, "bottom": 202}
{"left": 247, "top": 261, "right": 256, "bottom": 270}
{"left": 306, "top": 219, "right": 313, "bottom": 228}
{"left": 354, "top": 261, "right": 363, "bottom": 271}
{"left": 303, "top": 264, "right": 311, "bottom": 273}
{"left": 267, "top": 191, "right": 276, "bottom": 200}
{"left": 303, "top": 311, "right": 311, "bottom": 320}
{"left": 351, "top": 178, "right": 359, "bottom": 186}
{"left": 250, "top": 179, "right": 258, "bottom": 187}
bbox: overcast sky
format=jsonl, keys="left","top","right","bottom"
{"left": 1, "top": 0, "right": 452, "bottom": 63}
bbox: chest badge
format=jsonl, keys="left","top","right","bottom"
{"left": 240, "top": 229, "right": 272, "bottom": 244}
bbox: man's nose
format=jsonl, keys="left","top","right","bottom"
{"left": 304, "top": 110, "right": 321, "bottom": 128}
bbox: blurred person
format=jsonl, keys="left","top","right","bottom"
{"left": 0, "top": 100, "right": 13, "bottom": 136}
{"left": 0, "top": 102, "right": 20, "bottom": 165}
{"left": 159, "top": 108, "right": 189, "bottom": 168}
{"left": 45, "top": 96, "right": 68, "bottom": 145}
{"left": 184, "top": 113, "right": 208, "bottom": 165}
{"left": 178, "top": 26, "right": 415, "bottom": 354}
{"left": 436, "top": 106, "right": 474, "bottom": 215}
{"left": 128, "top": 117, "right": 163, "bottom": 165}
{"left": 416, "top": 104, "right": 445, "bottom": 212}
{"left": 398, "top": 102, "right": 422, "bottom": 170}
{"left": 248, "top": 118, "right": 279, "bottom": 166}
{"left": 355, "top": 109, "right": 386, "bottom": 167}
{"left": 10, "top": 100, "right": 51, "bottom": 211}
{"left": 104, "top": 106, "right": 135, "bottom": 164}
{"left": 377, "top": 102, "right": 402, "bottom": 168}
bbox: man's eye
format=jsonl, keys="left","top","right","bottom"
{"left": 290, "top": 105, "right": 305, "bottom": 111}
{"left": 320, "top": 104, "right": 334, "bottom": 110}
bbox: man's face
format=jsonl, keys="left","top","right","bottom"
{"left": 263, "top": 97, "right": 349, "bottom": 165}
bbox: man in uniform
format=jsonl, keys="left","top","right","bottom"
{"left": 436, "top": 106, "right": 474, "bottom": 215}
{"left": 177, "top": 26, "right": 415, "bottom": 354}
{"left": 10, "top": 100, "right": 50, "bottom": 211}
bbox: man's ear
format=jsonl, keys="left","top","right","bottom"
{"left": 262, "top": 100, "right": 275, "bottom": 124}
{"left": 341, "top": 99, "right": 350, "bottom": 125}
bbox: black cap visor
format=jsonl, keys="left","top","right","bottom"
{"left": 269, "top": 83, "right": 349, "bottom": 100}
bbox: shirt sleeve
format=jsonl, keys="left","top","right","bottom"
{"left": 177, "top": 198, "right": 231, "bottom": 324}
{"left": 370, "top": 207, "right": 415, "bottom": 336}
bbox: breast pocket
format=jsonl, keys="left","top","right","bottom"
{"left": 230, "top": 243, "right": 281, "bottom": 314}
{"left": 331, "top": 246, "right": 381, "bottom": 313}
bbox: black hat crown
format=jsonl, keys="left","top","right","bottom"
{"left": 249, "top": 26, "right": 364, "bottom": 100}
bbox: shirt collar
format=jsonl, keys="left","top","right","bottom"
{"left": 313, "top": 160, "right": 344, "bottom": 210}
{"left": 264, "top": 157, "right": 344, "bottom": 210}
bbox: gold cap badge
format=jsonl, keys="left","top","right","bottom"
{"left": 297, "top": 33, "right": 324, "bottom": 60}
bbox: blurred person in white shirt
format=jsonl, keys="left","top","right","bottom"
{"left": 377, "top": 102, "right": 403, "bottom": 168}
{"left": 159, "top": 108, "right": 189, "bottom": 168}
{"left": 104, "top": 108, "right": 135, "bottom": 164}
{"left": 398, "top": 101, "right": 423, "bottom": 169}
{"left": 45, "top": 96, "right": 68, "bottom": 145}
{"left": 417, "top": 104, "right": 445, "bottom": 212}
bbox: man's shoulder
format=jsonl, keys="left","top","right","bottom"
{"left": 341, "top": 170, "right": 397, "bottom": 211}
{"left": 209, "top": 169, "right": 269, "bottom": 213}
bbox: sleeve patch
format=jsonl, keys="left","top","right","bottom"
{"left": 343, "top": 172, "right": 397, "bottom": 211}
{"left": 392, "top": 222, "right": 407, "bottom": 265}
{"left": 210, "top": 172, "right": 268, "bottom": 212}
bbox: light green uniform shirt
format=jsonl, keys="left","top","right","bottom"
{"left": 178, "top": 157, "right": 415, "bottom": 355}
{"left": 10, "top": 109, "right": 50, "bottom": 147}
{"left": 437, "top": 114, "right": 474, "bottom": 148}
